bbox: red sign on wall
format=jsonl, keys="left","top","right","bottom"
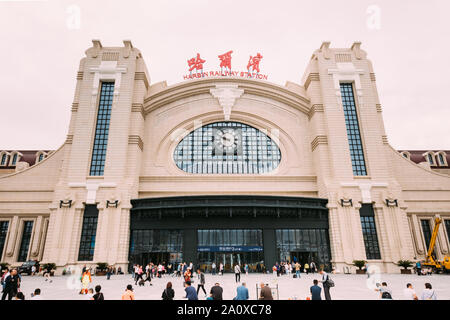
{"left": 184, "top": 51, "right": 268, "bottom": 80}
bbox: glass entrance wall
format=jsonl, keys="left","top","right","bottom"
{"left": 276, "top": 229, "right": 331, "bottom": 269}
{"left": 129, "top": 229, "right": 183, "bottom": 267}
{"left": 197, "top": 229, "right": 264, "bottom": 272}
{"left": 198, "top": 229, "right": 263, "bottom": 247}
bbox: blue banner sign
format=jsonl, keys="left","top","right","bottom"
{"left": 197, "top": 246, "right": 263, "bottom": 252}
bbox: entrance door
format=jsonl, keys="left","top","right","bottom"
{"left": 290, "top": 251, "right": 319, "bottom": 271}
{"left": 138, "top": 252, "right": 170, "bottom": 265}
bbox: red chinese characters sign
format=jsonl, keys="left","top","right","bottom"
{"left": 184, "top": 51, "right": 268, "bottom": 80}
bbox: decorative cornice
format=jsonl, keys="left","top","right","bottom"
{"left": 335, "top": 54, "right": 351, "bottom": 63}
{"left": 311, "top": 135, "right": 328, "bottom": 151}
{"left": 304, "top": 73, "right": 320, "bottom": 90}
{"left": 65, "top": 135, "right": 74, "bottom": 144}
{"left": 135, "top": 72, "right": 150, "bottom": 89}
{"left": 102, "top": 51, "right": 120, "bottom": 61}
{"left": 139, "top": 175, "right": 317, "bottom": 183}
{"left": 131, "top": 103, "right": 145, "bottom": 118}
{"left": 144, "top": 78, "right": 310, "bottom": 116}
{"left": 210, "top": 84, "right": 244, "bottom": 120}
{"left": 308, "top": 104, "right": 324, "bottom": 119}
{"left": 71, "top": 103, "right": 79, "bottom": 112}
{"left": 128, "top": 135, "right": 144, "bottom": 151}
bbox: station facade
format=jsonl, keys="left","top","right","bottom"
{"left": 1, "top": 40, "right": 450, "bottom": 273}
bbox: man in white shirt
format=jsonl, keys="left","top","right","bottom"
{"left": 420, "top": 283, "right": 437, "bottom": 300}
{"left": 403, "top": 283, "right": 418, "bottom": 300}
{"left": 320, "top": 269, "right": 332, "bottom": 300}
{"left": 30, "top": 288, "right": 42, "bottom": 300}
{"left": 234, "top": 264, "right": 241, "bottom": 283}
{"left": 211, "top": 262, "right": 216, "bottom": 275}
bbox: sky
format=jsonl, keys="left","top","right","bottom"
{"left": 0, "top": 0, "right": 449, "bottom": 150}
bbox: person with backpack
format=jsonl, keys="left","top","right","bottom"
{"left": 319, "top": 269, "right": 333, "bottom": 300}
{"left": 375, "top": 282, "right": 393, "bottom": 300}
{"left": 415, "top": 261, "right": 422, "bottom": 276}
{"left": 420, "top": 283, "right": 437, "bottom": 300}
{"left": 92, "top": 285, "right": 104, "bottom": 300}
{"left": 196, "top": 269, "right": 206, "bottom": 296}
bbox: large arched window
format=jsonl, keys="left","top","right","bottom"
{"left": 174, "top": 122, "right": 281, "bottom": 174}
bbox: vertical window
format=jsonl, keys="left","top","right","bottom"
{"left": 438, "top": 153, "right": 446, "bottom": 166}
{"left": 445, "top": 220, "right": 450, "bottom": 244}
{"left": 1, "top": 154, "right": 7, "bottom": 165}
{"left": 89, "top": 82, "right": 115, "bottom": 176}
{"left": 38, "top": 154, "right": 44, "bottom": 162}
{"left": 0, "top": 221, "right": 9, "bottom": 259}
{"left": 427, "top": 154, "right": 435, "bottom": 166}
{"left": 18, "top": 221, "right": 34, "bottom": 262}
{"left": 421, "top": 219, "right": 432, "bottom": 251}
{"left": 359, "top": 204, "right": 381, "bottom": 260}
{"left": 11, "top": 154, "right": 17, "bottom": 166}
{"left": 78, "top": 205, "right": 99, "bottom": 261}
{"left": 340, "top": 83, "right": 367, "bottom": 176}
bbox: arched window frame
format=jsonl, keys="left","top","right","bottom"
{"left": 436, "top": 151, "right": 448, "bottom": 167}
{"left": 423, "top": 151, "right": 436, "bottom": 167}
{"left": 35, "top": 151, "right": 48, "bottom": 164}
{"left": 400, "top": 151, "right": 410, "bottom": 160}
{"left": 173, "top": 121, "right": 282, "bottom": 174}
{"left": 8, "top": 151, "right": 22, "bottom": 167}
{"left": 0, "top": 151, "right": 10, "bottom": 167}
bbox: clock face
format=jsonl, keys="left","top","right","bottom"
{"left": 213, "top": 128, "right": 240, "bottom": 153}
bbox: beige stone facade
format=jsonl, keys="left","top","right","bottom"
{"left": 1, "top": 40, "right": 449, "bottom": 273}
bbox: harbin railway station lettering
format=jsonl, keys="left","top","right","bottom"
{"left": 183, "top": 51, "right": 268, "bottom": 80}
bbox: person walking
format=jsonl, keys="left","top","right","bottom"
{"left": 295, "top": 262, "right": 301, "bottom": 279}
{"left": 121, "top": 284, "right": 135, "bottom": 300}
{"left": 403, "top": 283, "right": 418, "bottom": 300}
{"left": 92, "top": 285, "right": 104, "bottom": 300}
{"left": 421, "top": 283, "right": 437, "bottom": 300}
{"left": 135, "top": 265, "right": 144, "bottom": 285}
{"left": 259, "top": 283, "right": 273, "bottom": 300}
{"left": 244, "top": 264, "right": 249, "bottom": 276}
{"left": 310, "top": 261, "right": 316, "bottom": 274}
{"left": 106, "top": 266, "right": 112, "bottom": 280}
{"left": 197, "top": 269, "right": 207, "bottom": 296}
{"left": 162, "top": 282, "right": 175, "bottom": 300}
{"left": 234, "top": 282, "right": 249, "bottom": 300}
{"left": 415, "top": 261, "right": 422, "bottom": 276}
{"left": 210, "top": 282, "right": 223, "bottom": 300}
{"left": 304, "top": 263, "right": 310, "bottom": 275}
{"left": 211, "top": 262, "right": 216, "bottom": 275}
{"left": 80, "top": 269, "right": 92, "bottom": 295}
{"left": 234, "top": 264, "right": 241, "bottom": 283}
{"left": 310, "top": 279, "right": 322, "bottom": 300}
{"left": 320, "top": 269, "right": 332, "bottom": 300}
{"left": 184, "top": 281, "right": 198, "bottom": 300}
{"left": 184, "top": 268, "right": 192, "bottom": 285}
{"left": 219, "top": 263, "right": 224, "bottom": 276}
{"left": 1, "top": 269, "right": 20, "bottom": 300}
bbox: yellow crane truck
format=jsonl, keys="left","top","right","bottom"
{"left": 422, "top": 217, "right": 450, "bottom": 273}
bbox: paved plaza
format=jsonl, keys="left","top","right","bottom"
{"left": 15, "top": 272, "right": 450, "bottom": 300}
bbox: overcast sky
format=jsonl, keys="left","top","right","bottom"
{"left": 0, "top": 0, "right": 449, "bottom": 150}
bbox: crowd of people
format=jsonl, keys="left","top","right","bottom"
{"left": 0, "top": 260, "right": 442, "bottom": 300}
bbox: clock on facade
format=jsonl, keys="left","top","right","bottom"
{"left": 213, "top": 128, "right": 240, "bottom": 154}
